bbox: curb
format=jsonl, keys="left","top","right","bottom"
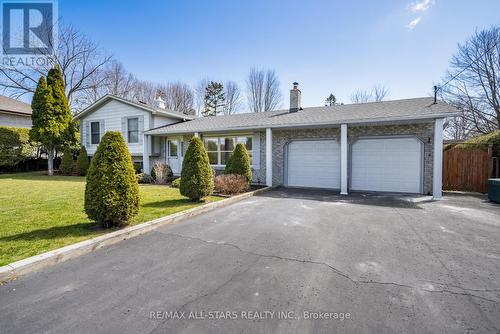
{"left": 0, "top": 186, "right": 273, "bottom": 283}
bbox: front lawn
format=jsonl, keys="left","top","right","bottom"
{"left": 0, "top": 172, "right": 223, "bottom": 266}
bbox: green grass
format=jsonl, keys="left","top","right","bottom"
{"left": 0, "top": 172, "right": 223, "bottom": 266}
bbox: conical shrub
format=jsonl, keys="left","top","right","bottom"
{"left": 180, "top": 137, "right": 214, "bottom": 201}
{"left": 84, "top": 131, "right": 139, "bottom": 227}
{"left": 224, "top": 143, "right": 252, "bottom": 183}
{"left": 59, "top": 147, "right": 74, "bottom": 175}
{"left": 76, "top": 146, "right": 89, "bottom": 176}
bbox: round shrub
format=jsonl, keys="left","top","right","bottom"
{"left": 180, "top": 137, "right": 213, "bottom": 201}
{"left": 152, "top": 162, "right": 173, "bottom": 184}
{"left": 224, "top": 143, "right": 251, "bottom": 183}
{"left": 59, "top": 147, "right": 74, "bottom": 175}
{"left": 76, "top": 146, "right": 89, "bottom": 176}
{"left": 171, "top": 177, "right": 181, "bottom": 188}
{"left": 84, "top": 131, "right": 139, "bottom": 227}
{"left": 214, "top": 174, "right": 249, "bottom": 195}
{"left": 137, "top": 173, "right": 154, "bottom": 184}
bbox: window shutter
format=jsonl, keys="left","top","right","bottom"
{"left": 99, "top": 120, "right": 105, "bottom": 140}
{"left": 252, "top": 133, "right": 260, "bottom": 169}
{"left": 121, "top": 117, "right": 127, "bottom": 143}
{"left": 138, "top": 116, "right": 144, "bottom": 145}
{"left": 85, "top": 121, "right": 90, "bottom": 146}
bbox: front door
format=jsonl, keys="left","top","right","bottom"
{"left": 167, "top": 139, "right": 183, "bottom": 175}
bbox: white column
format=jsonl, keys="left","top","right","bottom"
{"left": 340, "top": 124, "right": 348, "bottom": 195}
{"left": 266, "top": 128, "right": 273, "bottom": 186}
{"left": 194, "top": 132, "right": 199, "bottom": 137}
{"left": 143, "top": 134, "right": 150, "bottom": 174}
{"left": 433, "top": 118, "right": 444, "bottom": 200}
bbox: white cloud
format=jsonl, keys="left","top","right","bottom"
{"left": 409, "top": 0, "right": 434, "bottom": 13}
{"left": 406, "top": 17, "right": 422, "bottom": 29}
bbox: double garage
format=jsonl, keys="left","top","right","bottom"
{"left": 286, "top": 137, "right": 423, "bottom": 194}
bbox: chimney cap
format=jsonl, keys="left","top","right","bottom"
{"left": 293, "top": 82, "right": 299, "bottom": 86}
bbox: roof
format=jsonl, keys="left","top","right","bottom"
{"left": 0, "top": 95, "right": 32, "bottom": 116}
{"left": 145, "top": 97, "right": 460, "bottom": 135}
{"left": 74, "top": 94, "right": 195, "bottom": 121}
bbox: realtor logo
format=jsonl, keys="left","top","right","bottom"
{"left": 1, "top": 0, "right": 57, "bottom": 66}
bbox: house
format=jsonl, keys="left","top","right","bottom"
{"left": 0, "top": 95, "right": 32, "bottom": 128}
{"left": 78, "top": 83, "right": 459, "bottom": 199}
{"left": 74, "top": 94, "right": 194, "bottom": 169}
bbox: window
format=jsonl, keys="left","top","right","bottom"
{"left": 168, "top": 140, "right": 178, "bottom": 157}
{"left": 203, "top": 136, "right": 253, "bottom": 165}
{"left": 90, "top": 122, "right": 100, "bottom": 145}
{"left": 128, "top": 118, "right": 139, "bottom": 143}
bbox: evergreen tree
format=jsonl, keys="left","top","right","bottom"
{"left": 59, "top": 147, "right": 74, "bottom": 175}
{"left": 180, "top": 137, "right": 214, "bottom": 201}
{"left": 30, "top": 66, "right": 75, "bottom": 175}
{"left": 203, "top": 81, "right": 225, "bottom": 116}
{"left": 76, "top": 146, "right": 89, "bottom": 176}
{"left": 224, "top": 143, "right": 252, "bottom": 183}
{"left": 85, "top": 132, "right": 139, "bottom": 227}
{"left": 325, "top": 93, "right": 337, "bottom": 106}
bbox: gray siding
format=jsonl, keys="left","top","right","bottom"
{"left": 0, "top": 113, "right": 31, "bottom": 128}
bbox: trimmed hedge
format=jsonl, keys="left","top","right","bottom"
{"left": 59, "top": 147, "right": 74, "bottom": 175}
{"left": 84, "top": 131, "right": 139, "bottom": 227}
{"left": 0, "top": 126, "right": 36, "bottom": 168}
{"left": 180, "top": 137, "right": 213, "bottom": 201}
{"left": 455, "top": 130, "right": 500, "bottom": 156}
{"left": 76, "top": 146, "right": 89, "bottom": 176}
{"left": 224, "top": 143, "right": 252, "bottom": 183}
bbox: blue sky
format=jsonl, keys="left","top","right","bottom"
{"left": 61, "top": 0, "right": 500, "bottom": 108}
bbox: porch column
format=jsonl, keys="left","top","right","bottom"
{"left": 433, "top": 118, "right": 444, "bottom": 200}
{"left": 266, "top": 128, "right": 273, "bottom": 186}
{"left": 143, "top": 134, "right": 150, "bottom": 174}
{"left": 194, "top": 132, "right": 199, "bottom": 137}
{"left": 340, "top": 123, "right": 348, "bottom": 195}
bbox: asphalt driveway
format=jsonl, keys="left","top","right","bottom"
{"left": 1, "top": 188, "right": 500, "bottom": 333}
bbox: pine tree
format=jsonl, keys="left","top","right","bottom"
{"left": 325, "top": 93, "right": 337, "bottom": 106}
{"left": 59, "top": 147, "right": 74, "bottom": 175}
{"left": 76, "top": 146, "right": 89, "bottom": 176}
{"left": 203, "top": 81, "right": 225, "bottom": 116}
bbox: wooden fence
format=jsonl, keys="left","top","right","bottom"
{"left": 443, "top": 144, "right": 494, "bottom": 193}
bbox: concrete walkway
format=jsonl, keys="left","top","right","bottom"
{"left": 1, "top": 188, "right": 499, "bottom": 333}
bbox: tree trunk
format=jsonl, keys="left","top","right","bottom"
{"left": 48, "top": 148, "right": 54, "bottom": 176}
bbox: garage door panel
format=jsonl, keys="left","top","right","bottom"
{"left": 351, "top": 138, "right": 422, "bottom": 193}
{"left": 287, "top": 140, "right": 340, "bottom": 189}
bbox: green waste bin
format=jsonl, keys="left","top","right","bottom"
{"left": 488, "top": 179, "right": 500, "bottom": 203}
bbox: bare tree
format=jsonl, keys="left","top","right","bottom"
{"left": 160, "top": 82, "right": 195, "bottom": 115}
{"left": 223, "top": 81, "right": 242, "bottom": 114}
{"left": 372, "top": 84, "right": 389, "bottom": 102}
{"left": 194, "top": 78, "right": 211, "bottom": 116}
{"left": 350, "top": 84, "right": 389, "bottom": 103}
{"left": 441, "top": 25, "right": 500, "bottom": 135}
{"left": 246, "top": 68, "right": 282, "bottom": 112}
{"left": 0, "top": 23, "right": 112, "bottom": 111}
{"left": 350, "top": 89, "right": 372, "bottom": 103}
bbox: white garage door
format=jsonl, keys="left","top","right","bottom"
{"left": 287, "top": 140, "right": 341, "bottom": 189}
{"left": 351, "top": 137, "right": 422, "bottom": 193}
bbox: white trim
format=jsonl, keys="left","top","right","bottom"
{"left": 340, "top": 124, "right": 348, "bottom": 195}
{"left": 266, "top": 128, "right": 272, "bottom": 186}
{"left": 143, "top": 134, "right": 150, "bottom": 173}
{"left": 433, "top": 118, "right": 444, "bottom": 200}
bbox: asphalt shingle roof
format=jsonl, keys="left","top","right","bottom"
{"left": 0, "top": 95, "right": 31, "bottom": 115}
{"left": 145, "top": 97, "right": 459, "bottom": 135}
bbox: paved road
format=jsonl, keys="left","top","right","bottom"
{"left": 1, "top": 188, "right": 500, "bottom": 333}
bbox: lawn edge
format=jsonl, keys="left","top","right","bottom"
{"left": 0, "top": 186, "right": 273, "bottom": 283}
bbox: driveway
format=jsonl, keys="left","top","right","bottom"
{"left": 1, "top": 188, "right": 499, "bottom": 333}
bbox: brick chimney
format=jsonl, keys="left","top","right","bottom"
{"left": 289, "top": 82, "right": 301, "bottom": 113}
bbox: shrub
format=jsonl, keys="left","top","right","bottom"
{"left": 171, "top": 177, "right": 181, "bottom": 188}
{"left": 152, "top": 162, "right": 173, "bottom": 184}
{"left": 85, "top": 131, "right": 139, "bottom": 228}
{"left": 75, "top": 146, "right": 89, "bottom": 176}
{"left": 59, "top": 147, "right": 74, "bottom": 175}
{"left": 0, "top": 126, "right": 37, "bottom": 168}
{"left": 224, "top": 143, "right": 252, "bottom": 183}
{"left": 137, "top": 173, "right": 154, "bottom": 184}
{"left": 456, "top": 130, "right": 500, "bottom": 156}
{"left": 214, "top": 174, "right": 249, "bottom": 195}
{"left": 180, "top": 137, "right": 214, "bottom": 201}
{"left": 133, "top": 162, "right": 141, "bottom": 174}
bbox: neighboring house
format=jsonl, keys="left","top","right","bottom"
{"left": 0, "top": 95, "right": 32, "bottom": 128}
{"left": 74, "top": 95, "right": 194, "bottom": 169}
{"left": 78, "top": 83, "right": 458, "bottom": 198}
